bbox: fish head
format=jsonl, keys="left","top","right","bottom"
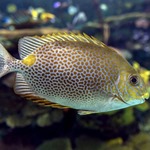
{"left": 114, "top": 68, "right": 149, "bottom": 107}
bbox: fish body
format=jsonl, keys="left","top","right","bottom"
{"left": 0, "top": 33, "right": 149, "bottom": 115}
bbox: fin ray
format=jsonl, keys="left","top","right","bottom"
{"left": 18, "top": 36, "right": 47, "bottom": 59}
{"left": 19, "top": 32, "right": 106, "bottom": 59}
{"left": 14, "top": 73, "right": 35, "bottom": 95}
{"left": 14, "top": 73, "right": 69, "bottom": 109}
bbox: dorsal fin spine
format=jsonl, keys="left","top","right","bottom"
{"left": 18, "top": 32, "right": 106, "bottom": 59}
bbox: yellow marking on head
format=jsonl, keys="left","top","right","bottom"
{"left": 140, "top": 71, "right": 150, "bottom": 84}
{"left": 133, "top": 61, "right": 140, "bottom": 70}
{"left": 142, "top": 92, "right": 149, "bottom": 100}
{"left": 22, "top": 54, "right": 36, "bottom": 67}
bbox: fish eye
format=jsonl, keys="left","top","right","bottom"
{"left": 129, "top": 75, "right": 139, "bottom": 86}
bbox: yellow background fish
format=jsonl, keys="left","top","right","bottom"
{"left": 0, "top": 33, "right": 149, "bottom": 115}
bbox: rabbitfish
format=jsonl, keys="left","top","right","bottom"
{"left": 0, "top": 33, "right": 149, "bottom": 115}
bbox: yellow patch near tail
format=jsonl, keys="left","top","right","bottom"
{"left": 22, "top": 54, "right": 36, "bottom": 66}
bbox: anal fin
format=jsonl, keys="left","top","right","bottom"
{"left": 14, "top": 73, "right": 70, "bottom": 109}
{"left": 23, "top": 93, "right": 70, "bottom": 109}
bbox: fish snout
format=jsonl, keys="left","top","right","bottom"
{"left": 142, "top": 92, "right": 149, "bottom": 100}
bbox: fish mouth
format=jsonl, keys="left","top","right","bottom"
{"left": 113, "top": 94, "right": 128, "bottom": 105}
{"left": 142, "top": 92, "right": 149, "bottom": 100}
{"left": 113, "top": 93, "right": 147, "bottom": 105}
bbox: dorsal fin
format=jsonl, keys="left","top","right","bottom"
{"left": 18, "top": 36, "right": 48, "bottom": 59}
{"left": 18, "top": 32, "right": 106, "bottom": 59}
{"left": 39, "top": 32, "right": 106, "bottom": 47}
{"left": 14, "top": 73, "right": 69, "bottom": 109}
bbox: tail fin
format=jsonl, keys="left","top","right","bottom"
{"left": 0, "top": 44, "right": 14, "bottom": 78}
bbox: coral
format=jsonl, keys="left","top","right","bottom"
{"left": 22, "top": 102, "right": 51, "bottom": 117}
{"left": 106, "top": 137, "right": 123, "bottom": 146}
{"left": 109, "top": 108, "right": 135, "bottom": 126}
{"left": 127, "top": 132, "right": 150, "bottom": 150}
{"left": 36, "top": 109, "right": 63, "bottom": 127}
{"left": 75, "top": 135, "right": 103, "bottom": 150}
{"left": 36, "top": 113, "right": 53, "bottom": 127}
{"left": 36, "top": 138, "right": 72, "bottom": 150}
{"left": 101, "top": 145, "right": 133, "bottom": 150}
{"left": 75, "top": 136, "right": 133, "bottom": 150}
{"left": 75, "top": 132, "right": 150, "bottom": 150}
{"left": 49, "top": 109, "right": 64, "bottom": 123}
{"left": 0, "top": 140, "right": 34, "bottom": 150}
{"left": 119, "top": 108, "right": 135, "bottom": 126}
{"left": 6, "top": 115, "right": 32, "bottom": 128}
{"left": 135, "top": 102, "right": 150, "bottom": 112}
